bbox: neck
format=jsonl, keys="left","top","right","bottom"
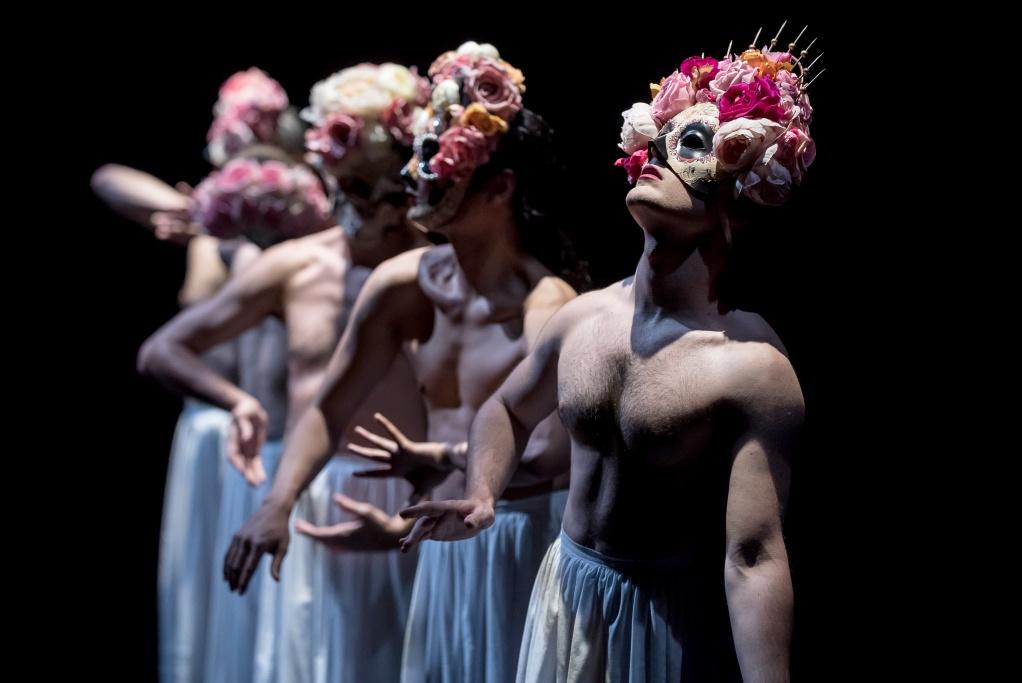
{"left": 445, "top": 208, "right": 523, "bottom": 295}
{"left": 633, "top": 229, "right": 728, "bottom": 320}
{"left": 347, "top": 218, "right": 426, "bottom": 268}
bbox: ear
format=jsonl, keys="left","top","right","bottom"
{"left": 486, "top": 168, "right": 516, "bottom": 205}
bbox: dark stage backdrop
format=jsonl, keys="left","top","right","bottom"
{"left": 62, "top": 10, "right": 878, "bottom": 680}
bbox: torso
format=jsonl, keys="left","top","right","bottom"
{"left": 404, "top": 245, "right": 570, "bottom": 499}
{"left": 557, "top": 278, "right": 786, "bottom": 562}
{"left": 282, "top": 228, "right": 426, "bottom": 446}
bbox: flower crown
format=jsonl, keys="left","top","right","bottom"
{"left": 616, "top": 23, "right": 823, "bottom": 206}
{"left": 191, "top": 158, "right": 332, "bottom": 241}
{"left": 413, "top": 42, "right": 527, "bottom": 183}
{"left": 206, "top": 68, "right": 290, "bottom": 167}
{"left": 301, "top": 63, "right": 431, "bottom": 169}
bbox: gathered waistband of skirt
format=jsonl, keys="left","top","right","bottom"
{"left": 557, "top": 529, "right": 694, "bottom": 573}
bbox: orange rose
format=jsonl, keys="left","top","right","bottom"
{"left": 460, "top": 102, "right": 509, "bottom": 136}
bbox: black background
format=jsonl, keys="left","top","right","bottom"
{"left": 48, "top": 9, "right": 900, "bottom": 680}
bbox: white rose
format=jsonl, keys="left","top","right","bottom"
{"left": 712, "top": 118, "right": 785, "bottom": 171}
{"left": 411, "top": 107, "right": 433, "bottom": 137}
{"left": 618, "top": 102, "right": 658, "bottom": 154}
{"left": 431, "top": 79, "right": 461, "bottom": 113}
{"left": 735, "top": 144, "right": 793, "bottom": 206}
{"left": 305, "top": 64, "right": 391, "bottom": 121}
{"left": 377, "top": 63, "right": 419, "bottom": 102}
{"left": 455, "top": 41, "right": 500, "bottom": 61}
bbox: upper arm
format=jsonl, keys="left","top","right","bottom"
{"left": 178, "top": 235, "right": 230, "bottom": 306}
{"left": 724, "top": 349, "right": 804, "bottom": 560}
{"left": 143, "top": 245, "right": 291, "bottom": 357}
{"left": 315, "top": 251, "right": 430, "bottom": 434}
{"left": 496, "top": 292, "right": 584, "bottom": 433}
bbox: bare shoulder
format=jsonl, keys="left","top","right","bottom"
{"left": 719, "top": 337, "right": 805, "bottom": 429}
{"left": 530, "top": 277, "right": 633, "bottom": 345}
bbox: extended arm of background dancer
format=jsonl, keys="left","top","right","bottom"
{"left": 90, "top": 163, "right": 230, "bottom": 305}
{"left": 299, "top": 395, "right": 570, "bottom": 553}
{"left": 137, "top": 249, "right": 292, "bottom": 485}
{"left": 398, "top": 302, "right": 570, "bottom": 550}
{"left": 224, "top": 254, "right": 429, "bottom": 592}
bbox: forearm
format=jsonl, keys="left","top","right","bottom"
{"left": 724, "top": 554, "right": 793, "bottom": 683}
{"left": 138, "top": 336, "right": 248, "bottom": 409}
{"left": 265, "top": 405, "right": 338, "bottom": 509}
{"left": 464, "top": 396, "right": 527, "bottom": 504}
{"left": 91, "top": 164, "right": 189, "bottom": 227}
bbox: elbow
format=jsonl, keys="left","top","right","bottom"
{"left": 90, "top": 164, "right": 117, "bottom": 196}
{"left": 137, "top": 335, "right": 166, "bottom": 377}
{"left": 723, "top": 535, "right": 789, "bottom": 591}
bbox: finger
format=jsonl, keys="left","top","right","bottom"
{"left": 373, "top": 413, "right": 406, "bottom": 444}
{"left": 347, "top": 443, "right": 392, "bottom": 462}
{"left": 236, "top": 545, "right": 263, "bottom": 595}
{"left": 175, "top": 181, "right": 194, "bottom": 195}
{"left": 333, "top": 493, "right": 374, "bottom": 518}
{"left": 247, "top": 453, "right": 267, "bottom": 487}
{"left": 226, "top": 538, "right": 248, "bottom": 590}
{"left": 399, "top": 500, "right": 452, "bottom": 519}
{"left": 270, "top": 545, "right": 287, "bottom": 582}
{"left": 295, "top": 518, "right": 360, "bottom": 541}
{"left": 400, "top": 516, "right": 437, "bottom": 552}
{"left": 464, "top": 508, "right": 493, "bottom": 530}
{"left": 224, "top": 536, "right": 241, "bottom": 582}
{"left": 353, "top": 425, "right": 397, "bottom": 452}
{"left": 353, "top": 467, "right": 396, "bottom": 479}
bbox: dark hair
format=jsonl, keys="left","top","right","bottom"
{"left": 469, "top": 108, "right": 590, "bottom": 291}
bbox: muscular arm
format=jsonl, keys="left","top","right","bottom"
{"left": 723, "top": 350, "right": 804, "bottom": 683}
{"left": 265, "top": 252, "right": 430, "bottom": 510}
{"left": 137, "top": 246, "right": 288, "bottom": 409}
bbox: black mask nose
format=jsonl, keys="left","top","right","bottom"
{"left": 418, "top": 136, "right": 440, "bottom": 164}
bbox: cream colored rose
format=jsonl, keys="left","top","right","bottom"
{"left": 618, "top": 102, "right": 658, "bottom": 154}
{"left": 712, "top": 117, "right": 784, "bottom": 171}
{"left": 304, "top": 64, "right": 392, "bottom": 122}
{"left": 456, "top": 41, "right": 500, "bottom": 60}
{"left": 377, "top": 63, "right": 419, "bottom": 102}
{"left": 431, "top": 79, "right": 461, "bottom": 113}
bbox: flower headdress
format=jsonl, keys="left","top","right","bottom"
{"left": 301, "top": 63, "right": 431, "bottom": 171}
{"left": 191, "top": 158, "right": 332, "bottom": 243}
{"left": 410, "top": 41, "right": 527, "bottom": 184}
{"left": 616, "top": 22, "right": 823, "bottom": 205}
{"left": 206, "top": 68, "right": 291, "bottom": 167}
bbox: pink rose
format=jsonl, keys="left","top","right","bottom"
{"left": 718, "top": 77, "right": 786, "bottom": 124}
{"left": 695, "top": 88, "right": 717, "bottom": 104}
{"left": 774, "top": 128, "right": 816, "bottom": 184}
{"left": 618, "top": 102, "right": 658, "bottom": 154}
{"left": 709, "top": 57, "right": 757, "bottom": 100}
{"left": 382, "top": 99, "right": 420, "bottom": 145}
{"left": 679, "top": 56, "right": 719, "bottom": 90}
{"left": 650, "top": 70, "right": 695, "bottom": 128}
{"left": 713, "top": 117, "right": 785, "bottom": 171}
{"left": 466, "top": 60, "right": 522, "bottom": 120}
{"left": 428, "top": 126, "right": 491, "bottom": 182}
{"left": 260, "top": 161, "right": 292, "bottom": 193}
{"left": 217, "top": 159, "right": 257, "bottom": 193}
{"left": 614, "top": 148, "right": 648, "bottom": 185}
{"left": 305, "top": 113, "right": 364, "bottom": 165}
{"left": 216, "top": 68, "right": 288, "bottom": 114}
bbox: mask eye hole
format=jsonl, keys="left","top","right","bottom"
{"left": 674, "top": 123, "right": 714, "bottom": 160}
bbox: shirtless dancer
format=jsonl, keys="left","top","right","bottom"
{"left": 139, "top": 63, "right": 433, "bottom": 682}
{"left": 225, "top": 43, "right": 579, "bottom": 683}
{"left": 403, "top": 31, "right": 820, "bottom": 682}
